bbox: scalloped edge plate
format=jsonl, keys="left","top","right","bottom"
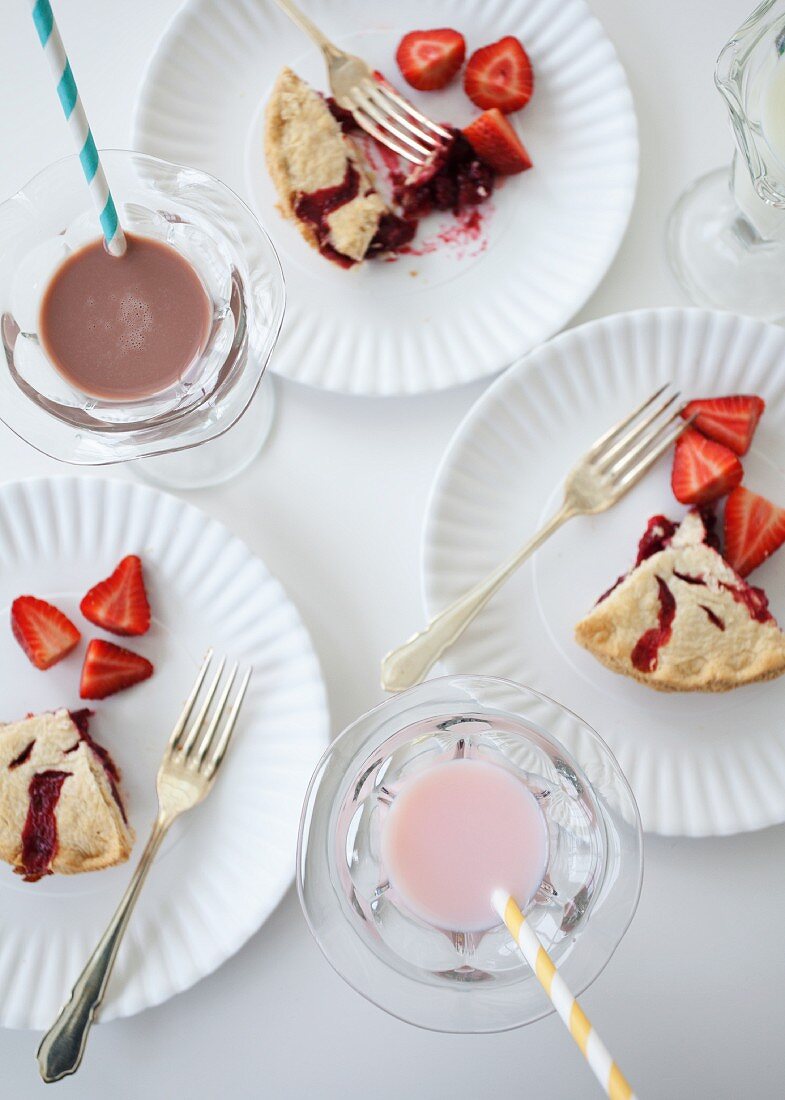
{"left": 423, "top": 308, "right": 785, "bottom": 836}
{"left": 132, "top": 0, "right": 638, "bottom": 395}
{"left": 0, "top": 476, "right": 329, "bottom": 1028}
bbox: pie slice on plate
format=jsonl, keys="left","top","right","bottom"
{"left": 0, "top": 708, "right": 134, "bottom": 881}
{"left": 575, "top": 510, "right": 785, "bottom": 692}
{"left": 265, "top": 67, "right": 413, "bottom": 265}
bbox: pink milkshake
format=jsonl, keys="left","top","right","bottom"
{"left": 381, "top": 758, "right": 548, "bottom": 932}
{"left": 39, "top": 232, "right": 211, "bottom": 401}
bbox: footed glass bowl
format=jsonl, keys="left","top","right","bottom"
{"left": 0, "top": 150, "right": 284, "bottom": 486}
{"left": 298, "top": 675, "right": 642, "bottom": 1033}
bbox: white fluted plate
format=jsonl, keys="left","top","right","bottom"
{"left": 0, "top": 476, "right": 329, "bottom": 1028}
{"left": 132, "top": 0, "right": 638, "bottom": 395}
{"left": 423, "top": 309, "right": 785, "bottom": 836}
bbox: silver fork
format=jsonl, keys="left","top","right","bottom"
{"left": 273, "top": 0, "right": 450, "bottom": 163}
{"left": 37, "top": 652, "right": 252, "bottom": 1083}
{"left": 381, "top": 386, "right": 695, "bottom": 692}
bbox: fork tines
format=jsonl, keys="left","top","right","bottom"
{"left": 167, "top": 650, "right": 251, "bottom": 779}
{"left": 346, "top": 78, "right": 450, "bottom": 164}
{"left": 589, "top": 385, "right": 694, "bottom": 492}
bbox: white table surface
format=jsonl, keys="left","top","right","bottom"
{"left": 1, "top": 1, "right": 782, "bottom": 1097}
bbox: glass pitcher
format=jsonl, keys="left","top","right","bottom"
{"left": 668, "top": 0, "right": 785, "bottom": 319}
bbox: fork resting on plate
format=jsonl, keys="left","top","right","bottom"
{"left": 273, "top": 0, "right": 449, "bottom": 163}
{"left": 37, "top": 652, "right": 251, "bottom": 1083}
{"left": 381, "top": 386, "right": 693, "bottom": 692}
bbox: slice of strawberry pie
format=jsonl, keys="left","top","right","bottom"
{"left": 265, "top": 68, "right": 415, "bottom": 265}
{"left": 0, "top": 709, "right": 133, "bottom": 881}
{"left": 575, "top": 510, "right": 785, "bottom": 691}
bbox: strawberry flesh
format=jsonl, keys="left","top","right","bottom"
{"left": 681, "top": 395, "right": 765, "bottom": 455}
{"left": 723, "top": 486, "right": 785, "bottom": 577}
{"left": 463, "top": 108, "right": 532, "bottom": 174}
{"left": 79, "top": 639, "right": 154, "bottom": 700}
{"left": 396, "top": 29, "right": 466, "bottom": 92}
{"left": 80, "top": 555, "right": 151, "bottom": 637}
{"left": 11, "top": 596, "right": 81, "bottom": 670}
{"left": 464, "top": 36, "right": 534, "bottom": 113}
{"left": 671, "top": 427, "right": 743, "bottom": 505}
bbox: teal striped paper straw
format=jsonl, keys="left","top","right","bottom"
{"left": 30, "top": 0, "right": 126, "bottom": 256}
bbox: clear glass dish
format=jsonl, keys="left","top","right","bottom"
{"left": 298, "top": 675, "right": 642, "bottom": 1033}
{"left": 667, "top": 0, "right": 785, "bottom": 319}
{"left": 0, "top": 150, "right": 285, "bottom": 488}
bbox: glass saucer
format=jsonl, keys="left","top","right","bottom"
{"left": 0, "top": 150, "right": 285, "bottom": 488}
{"left": 298, "top": 675, "right": 642, "bottom": 1033}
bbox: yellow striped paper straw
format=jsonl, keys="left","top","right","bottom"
{"left": 492, "top": 890, "right": 637, "bottom": 1100}
{"left": 30, "top": 0, "right": 126, "bottom": 256}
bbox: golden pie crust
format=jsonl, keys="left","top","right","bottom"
{"left": 0, "top": 709, "right": 134, "bottom": 877}
{"left": 575, "top": 513, "right": 785, "bottom": 692}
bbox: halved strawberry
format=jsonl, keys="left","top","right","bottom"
{"left": 79, "top": 639, "right": 154, "bottom": 700}
{"left": 681, "top": 395, "right": 765, "bottom": 455}
{"left": 11, "top": 596, "right": 81, "bottom": 670}
{"left": 395, "top": 29, "right": 466, "bottom": 91}
{"left": 671, "top": 428, "right": 743, "bottom": 505}
{"left": 724, "top": 486, "right": 785, "bottom": 576}
{"left": 80, "top": 555, "right": 151, "bottom": 637}
{"left": 464, "top": 36, "right": 534, "bottom": 113}
{"left": 463, "top": 109, "right": 532, "bottom": 174}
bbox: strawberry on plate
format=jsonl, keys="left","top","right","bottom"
{"left": 724, "top": 486, "right": 785, "bottom": 577}
{"left": 463, "top": 109, "right": 532, "bottom": 174}
{"left": 11, "top": 596, "right": 81, "bottom": 670}
{"left": 80, "top": 555, "right": 151, "bottom": 637}
{"left": 671, "top": 427, "right": 743, "bottom": 505}
{"left": 79, "top": 638, "right": 154, "bottom": 700}
{"left": 681, "top": 395, "right": 765, "bottom": 456}
{"left": 464, "top": 36, "right": 534, "bottom": 113}
{"left": 396, "top": 29, "right": 466, "bottom": 91}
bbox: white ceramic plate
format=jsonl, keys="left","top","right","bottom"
{"left": 422, "top": 309, "right": 785, "bottom": 837}
{"left": 0, "top": 476, "right": 329, "bottom": 1029}
{"left": 132, "top": 0, "right": 638, "bottom": 395}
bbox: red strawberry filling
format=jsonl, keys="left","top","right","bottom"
{"left": 323, "top": 101, "right": 496, "bottom": 259}
{"left": 69, "top": 708, "right": 127, "bottom": 822}
{"left": 719, "top": 580, "right": 774, "bottom": 624}
{"left": 8, "top": 741, "right": 35, "bottom": 770}
{"left": 395, "top": 129, "right": 495, "bottom": 218}
{"left": 701, "top": 606, "right": 725, "bottom": 630}
{"left": 631, "top": 576, "right": 676, "bottom": 673}
{"left": 18, "top": 769, "right": 70, "bottom": 882}
{"left": 636, "top": 515, "right": 678, "bottom": 564}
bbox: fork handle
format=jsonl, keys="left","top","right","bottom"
{"left": 380, "top": 505, "right": 574, "bottom": 692}
{"left": 37, "top": 818, "right": 170, "bottom": 1083}
{"left": 272, "top": 0, "right": 339, "bottom": 56}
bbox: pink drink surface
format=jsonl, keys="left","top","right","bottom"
{"left": 39, "top": 233, "right": 211, "bottom": 401}
{"left": 381, "top": 758, "right": 548, "bottom": 932}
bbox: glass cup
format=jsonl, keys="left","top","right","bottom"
{"left": 0, "top": 150, "right": 285, "bottom": 489}
{"left": 298, "top": 675, "right": 642, "bottom": 1033}
{"left": 667, "top": 0, "right": 785, "bottom": 319}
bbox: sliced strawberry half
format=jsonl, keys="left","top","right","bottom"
{"left": 463, "top": 109, "right": 532, "bottom": 174}
{"left": 464, "top": 36, "right": 534, "bottom": 113}
{"left": 11, "top": 596, "right": 81, "bottom": 670}
{"left": 79, "top": 639, "right": 154, "bottom": 700}
{"left": 395, "top": 29, "right": 466, "bottom": 91}
{"left": 80, "top": 555, "right": 151, "bottom": 637}
{"left": 681, "top": 395, "right": 765, "bottom": 455}
{"left": 724, "top": 486, "right": 785, "bottom": 576}
{"left": 671, "top": 427, "right": 743, "bottom": 505}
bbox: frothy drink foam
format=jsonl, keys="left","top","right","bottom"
{"left": 39, "top": 232, "right": 211, "bottom": 401}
